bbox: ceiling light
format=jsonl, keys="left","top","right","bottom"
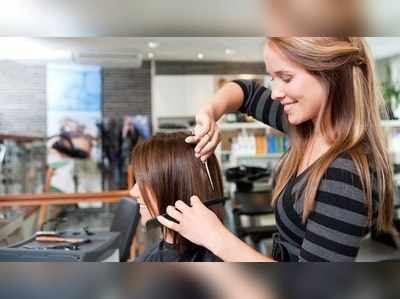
{"left": 148, "top": 52, "right": 155, "bottom": 59}
{"left": 197, "top": 53, "right": 204, "bottom": 60}
{"left": 225, "top": 49, "right": 235, "bottom": 55}
{"left": 148, "top": 42, "right": 159, "bottom": 49}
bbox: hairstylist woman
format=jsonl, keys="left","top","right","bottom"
{"left": 158, "top": 37, "right": 394, "bottom": 262}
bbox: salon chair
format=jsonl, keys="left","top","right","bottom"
{"left": 232, "top": 191, "right": 277, "bottom": 250}
{"left": 110, "top": 197, "right": 141, "bottom": 262}
{"left": 225, "top": 166, "right": 277, "bottom": 251}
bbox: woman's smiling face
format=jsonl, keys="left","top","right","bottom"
{"left": 263, "top": 41, "right": 329, "bottom": 126}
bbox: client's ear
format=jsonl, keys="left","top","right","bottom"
{"left": 144, "top": 186, "right": 160, "bottom": 216}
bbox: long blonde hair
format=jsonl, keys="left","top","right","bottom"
{"left": 270, "top": 37, "right": 394, "bottom": 231}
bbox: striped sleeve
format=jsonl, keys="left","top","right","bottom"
{"left": 232, "top": 79, "right": 289, "bottom": 133}
{"left": 299, "top": 156, "right": 369, "bottom": 262}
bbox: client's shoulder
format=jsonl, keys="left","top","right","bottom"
{"left": 135, "top": 241, "right": 222, "bottom": 262}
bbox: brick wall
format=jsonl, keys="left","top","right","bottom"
{"left": 0, "top": 61, "right": 46, "bottom": 136}
{"left": 103, "top": 61, "right": 152, "bottom": 119}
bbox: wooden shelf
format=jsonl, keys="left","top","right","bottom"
{"left": 0, "top": 191, "right": 129, "bottom": 207}
{"left": 0, "top": 134, "right": 44, "bottom": 143}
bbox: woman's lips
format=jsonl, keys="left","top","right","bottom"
{"left": 283, "top": 102, "right": 297, "bottom": 113}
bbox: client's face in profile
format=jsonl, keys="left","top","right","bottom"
{"left": 130, "top": 183, "right": 158, "bottom": 225}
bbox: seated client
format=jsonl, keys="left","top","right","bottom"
{"left": 131, "top": 132, "right": 224, "bottom": 262}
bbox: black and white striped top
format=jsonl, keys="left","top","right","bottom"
{"left": 234, "top": 79, "right": 373, "bottom": 262}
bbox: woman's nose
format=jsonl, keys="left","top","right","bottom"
{"left": 271, "top": 84, "right": 285, "bottom": 101}
{"left": 271, "top": 89, "right": 285, "bottom": 101}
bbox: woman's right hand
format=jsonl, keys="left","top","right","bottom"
{"left": 185, "top": 106, "right": 221, "bottom": 162}
{"left": 158, "top": 196, "right": 274, "bottom": 262}
{"left": 157, "top": 196, "right": 227, "bottom": 251}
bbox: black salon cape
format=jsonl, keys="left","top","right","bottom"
{"left": 135, "top": 240, "right": 222, "bottom": 262}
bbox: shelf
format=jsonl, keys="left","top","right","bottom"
{"left": 233, "top": 153, "right": 284, "bottom": 159}
{"left": 156, "top": 128, "right": 192, "bottom": 133}
{"left": 156, "top": 120, "right": 400, "bottom": 136}
{"left": 0, "top": 134, "right": 44, "bottom": 143}
{"left": 381, "top": 120, "right": 400, "bottom": 128}
{"left": 0, "top": 191, "right": 129, "bottom": 207}
{"left": 218, "top": 122, "right": 267, "bottom": 131}
{"left": 218, "top": 120, "right": 400, "bottom": 130}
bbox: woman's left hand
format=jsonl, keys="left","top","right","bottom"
{"left": 157, "top": 196, "right": 226, "bottom": 251}
{"left": 185, "top": 106, "right": 221, "bottom": 162}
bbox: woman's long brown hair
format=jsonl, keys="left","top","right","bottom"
{"left": 131, "top": 132, "right": 224, "bottom": 254}
{"left": 270, "top": 37, "right": 394, "bottom": 231}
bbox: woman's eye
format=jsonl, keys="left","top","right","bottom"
{"left": 282, "top": 76, "right": 292, "bottom": 83}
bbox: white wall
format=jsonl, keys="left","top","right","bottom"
{"left": 153, "top": 75, "right": 215, "bottom": 119}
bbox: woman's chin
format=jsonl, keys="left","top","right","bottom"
{"left": 288, "top": 115, "right": 300, "bottom": 125}
{"left": 288, "top": 114, "right": 309, "bottom": 126}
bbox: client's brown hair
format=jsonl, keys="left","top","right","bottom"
{"left": 131, "top": 132, "right": 224, "bottom": 254}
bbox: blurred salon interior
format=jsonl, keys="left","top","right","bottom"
{"left": 2, "top": 0, "right": 400, "bottom": 263}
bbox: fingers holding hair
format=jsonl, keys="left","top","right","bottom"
{"left": 166, "top": 206, "right": 183, "bottom": 223}
{"left": 157, "top": 215, "right": 180, "bottom": 231}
